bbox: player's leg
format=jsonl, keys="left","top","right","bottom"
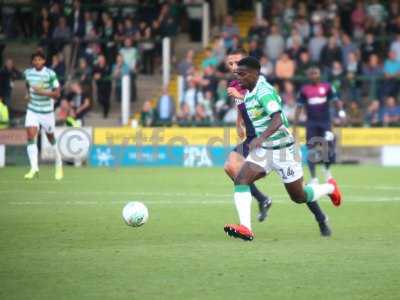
{"left": 306, "top": 126, "right": 318, "bottom": 183}
{"left": 322, "top": 131, "right": 336, "bottom": 181}
{"left": 42, "top": 113, "right": 63, "bottom": 180}
{"left": 24, "top": 110, "right": 39, "bottom": 179}
{"left": 224, "top": 141, "right": 271, "bottom": 221}
{"left": 224, "top": 160, "right": 267, "bottom": 240}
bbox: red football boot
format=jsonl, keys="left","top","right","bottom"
{"left": 224, "top": 224, "right": 254, "bottom": 241}
{"left": 328, "top": 178, "right": 342, "bottom": 207}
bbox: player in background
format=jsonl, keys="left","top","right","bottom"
{"left": 224, "top": 49, "right": 272, "bottom": 222}
{"left": 224, "top": 57, "right": 342, "bottom": 241}
{"left": 293, "top": 67, "right": 346, "bottom": 184}
{"left": 24, "top": 51, "right": 63, "bottom": 180}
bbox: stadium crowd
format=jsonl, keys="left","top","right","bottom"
{"left": 1, "top": 1, "right": 400, "bottom": 127}
{"left": 141, "top": 0, "right": 400, "bottom": 127}
{"left": 0, "top": 0, "right": 187, "bottom": 124}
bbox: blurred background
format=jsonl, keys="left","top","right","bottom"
{"left": 0, "top": 0, "right": 399, "bottom": 167}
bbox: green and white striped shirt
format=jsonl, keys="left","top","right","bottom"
{"left": 243, "top": 76, "right": 292, "bottom": 147}
{"left": 24, "top": 67, "right": 60, "bottom": 114}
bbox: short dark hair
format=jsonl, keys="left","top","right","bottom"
{"left": 237, "top": 56, "right": 261, "bottom": 72}
{"left": 31, "top": 51, "right": 46, "bottom": 61}
{"left": 227, "top": 48, "right": 248, "bottom": 56}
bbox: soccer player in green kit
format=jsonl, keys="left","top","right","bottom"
{"left": 224, "top": 57, "right": 342, "bottom": 241}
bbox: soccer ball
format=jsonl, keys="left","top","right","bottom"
{"left": 122, "top": 201, "right": 149, "bottom": 227}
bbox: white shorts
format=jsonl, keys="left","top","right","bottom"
{"left": 246, "top": 144, "right": 303, "bottom": 183}
{"left": 25, "top": 109, "right": 55, "bottom": 134}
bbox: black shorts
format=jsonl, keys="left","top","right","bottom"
{"left": 232, "top": 136, "right": 255, "bottom": 158}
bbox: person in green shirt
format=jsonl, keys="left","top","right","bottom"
{"left": 224, "top": 57, "right": 343, "bottom": 241}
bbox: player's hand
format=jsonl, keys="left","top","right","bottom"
{"left": 227, "top": 87, "right": 243, "bottom": 99}
{"left": 249, "top": 137, "right": 264, "bottom": 150}
{"left": 32, "top": 86, "right": 47, "bottom": 96}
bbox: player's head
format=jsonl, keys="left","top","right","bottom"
{"left": 226, "top": 48, "right": 247, "bottom": 73}
{"left": 235, "top": 56, "right": 260, "bottom": 89}
{"left": 31, "top": 51, "right": 46, "bottom": 69}
{"left": 307, "top": 66, "right": 321, "bottom": 83}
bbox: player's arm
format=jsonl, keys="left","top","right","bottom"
{"left": 329, "top": 85, "right": 346, "bottom": 124}
{"left": 32, "top": 86, "right": 61, "bottom": 98}
{"left": 250, "top": 93, "right": 283, "bottom": 149}
{"left": 236, "top": 111, "right": 246, "bottom": 140}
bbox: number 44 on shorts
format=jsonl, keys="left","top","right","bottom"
{"left": 279, "top": 167, "right": 294, "bottom": 180}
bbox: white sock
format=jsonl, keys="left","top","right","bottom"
{"left": 27, "top": 143, "right": 39, "bottom": 171}
{"left": 305, "top": 183, "right": 335, "bottom": 202}
{"left": 52, "top": 143, "right": 62, "bottom": 167}
{"left": 234, "top": 185, "right": 252, "bottom": 230}
{"left": 323, "top": 166, "right": 332, "bottom": 181}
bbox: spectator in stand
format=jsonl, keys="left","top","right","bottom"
{"left": 156, "top": 86, "right": 176, "bottom": 125}
{"left": 387, "top": 1, "right": 400, "bottom": 32}
{"left": 51, "top": 53, "right": 66, "bottom": 87}
{"left": 221, "top": 15, "right": 240, "bottom": 51}
{"left": 275, "top": 52, "right": 296, "bottom": 84}
{"left": 0, "top": 58, "right": 21, "bottom": 108}
{"left": 177, "top": 49, "right": 194, "bottom": 79}
{"left": 176, "top": 102, "right": 192, "bottom": 123}
{"left": 52, "top": 16, "right": 72, "bottom": 59}
{"left": 55, "top": 99, "right": 72, "bottom": 126}
{"left": 365, "top": 100, "right": 382, "bottom": 126}
{"left": 351, "top": 1, "right": 366, "bottom": 37}
{"left": 329, "top": 60, "right": 346, "bottom": 95}
{"left": 320, "top": 36, "right": 343, "bottom": 76}
{"left": 140, "top": 100, "right": 155, "bottom": 127}
{"left": 213, "top": 0, "right": 228, "bottom": 27}
{"left": 112, "top": 53, "right": 130, "bottom": 103}
{"left": 138, "top": 22, "right": 155, "bottom": 75}
{"left": 293, "top": 15, "right": 311, "bottom": 42}
{"left": 286, "top": 28, "right": 304, "bottom": 50}
{"left": 248, "top": 39, "right": 263, "bottom": 60}
{"left": 247, "top": 18, "right": 269, "bottom": 41}
{"left": 201, "top": 66, "right": 218, "bottom": 97}
{"left": 308, "top": 25, "right": 326, "bottom": 63}
{"left": 362, "top": 53, "right": 383, "bottom": 101}
{"left": 264, "top": 24, "right": 285, "bottom": 63}
{"left": 93, "top": 55, "right": 111, "bottom": 118}
{"left": 341, "top": 33, "right": 358, "bottom": 66}
{"left": 69, "top": 0, "right": 85, "bottom": 39}
{"left": 119, "top": 38, "right": 139, "bottom": 102}
{"left": 102, "top": 13, "right": 116, "bottom": 66}
{"left": 390, "top": 33, "right": 400, "bottom": 62}
{"left": 388, "top": 15, "right": 400, "bottom": 35}
{"left": 367, "top": 0, "right": 387, "bottom": 24}
{"left": 260, "top": 55, "right": 274, "bottom": 81}
{"left": 0, "top": 97, "right": 9, "bottom": 129}
{"left": 343, "top": 52, "right": 362, "bottom": 103}
{"left": 295, "top": 51, "right": 313, "bottom": 82}
{"left": 361, "top": 32, "right": 380, "bottom": 63}
{"left": 201, "top": 47, "right": 219, "bottom": 69}
{"left": 347, "top": 101, "right": 363, "bottom": 126}
{"left": 382, "top": 50, "right": 400, "bottom": 99}
{"left": 182, "top": 78, "right": 204, "bottom": 117}
{"left": 382, "top": 96, "right": 400, "bottom": 126}
{"left": 64, "top": 81, "right": 91, "bottom": 126}
{"left": 73, "top": 57, "right": 92, "bottom": 95}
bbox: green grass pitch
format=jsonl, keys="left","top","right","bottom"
{"left": 1, "top": 165, "right": 399, "bottom": 300}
